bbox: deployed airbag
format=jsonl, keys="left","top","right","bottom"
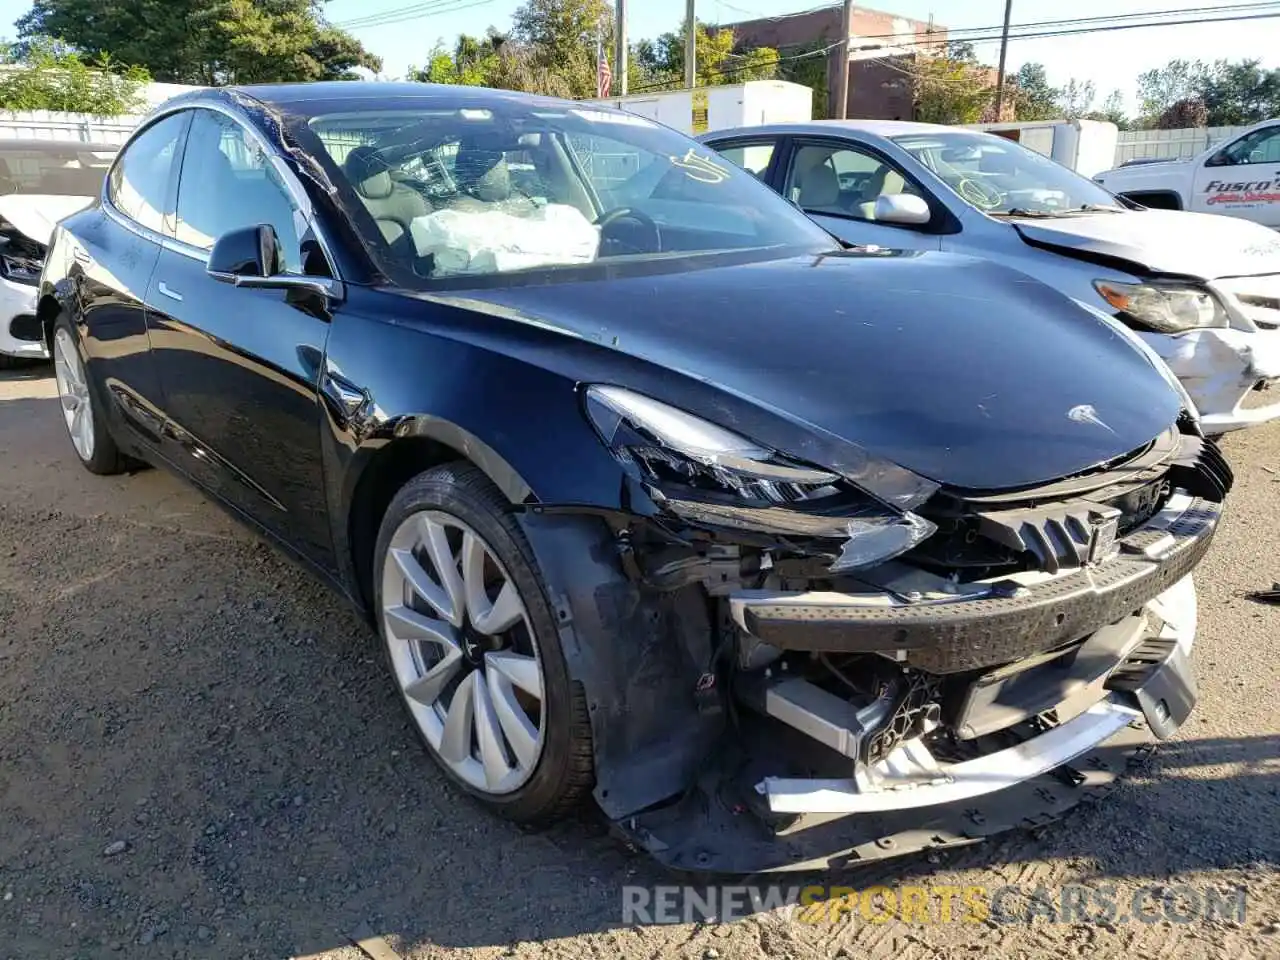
{"left": 410, "top": 203, "right": 599, "bottom": 276}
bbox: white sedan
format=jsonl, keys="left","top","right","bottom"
{"left": 701, "top": 120, "right": 1280, "bottom": 434}
{"left": 0, "top": 139, "right": 114, "bottom": 366}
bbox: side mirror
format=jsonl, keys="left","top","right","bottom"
{"left": 207, "top": 223, "right": 342, "bottom": 300}
{"left": 874, "top": 193, "right": 932, "bottom": 226}
{"left": 208, "top": 223, "right": 281, "bottom": 279}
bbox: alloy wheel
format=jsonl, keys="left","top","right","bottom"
{"left": 381, "top": 510, "right": 547, "bottom": 795}
{"left": 52, "top": 328, "right": 95, "bottom": 462}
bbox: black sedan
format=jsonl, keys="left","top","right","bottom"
{"left": 39, "top": 82, "right": 1230, "bottom": 872}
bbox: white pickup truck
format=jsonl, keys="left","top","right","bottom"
{"left": 1094, "top": 117, "right": 1280, "bottom": 229}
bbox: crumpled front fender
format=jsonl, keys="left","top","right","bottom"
{"left": 515, "top": 510, "right": 723, "bottom": 821}
{"left": 1143, "top": 327, "right": 1280, "bottom": 433}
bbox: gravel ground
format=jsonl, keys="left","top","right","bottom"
{"left": 1, "top": 364, "right": 1278, "bottom": 960}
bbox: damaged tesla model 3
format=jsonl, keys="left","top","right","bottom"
{"left": 40, "top": 83, "right": 1232, "bottom": 873}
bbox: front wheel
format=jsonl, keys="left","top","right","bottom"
{"left": 51, "top": 315, "right": 130, "bottom": 475}
{"left": 373, "top": 462, "right": 594, "bottom": 824}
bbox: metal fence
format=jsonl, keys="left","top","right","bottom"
{"left": 1113, "top": 125, "right": 1248, "bottom": 165}
{"left": 0, "top": 110, "right": 142, "bottom": 145}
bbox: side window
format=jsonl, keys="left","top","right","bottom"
{"left": 1214, "top": 126, "right": 1280, "bottom": 166}
{"left": 715, "top": 141, "right": 776, "bottom": 180}
{"left": 784, "top": 143, "right": 917, "bottom": 223}
{"left": 109, "top": 113, "right": 188, "bottom": 234}
{"left": 175, "top": 110, "right": 304, "bottom": 272}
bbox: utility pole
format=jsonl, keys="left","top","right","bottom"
{"left": 615, "top": 0, "right": 628, "bottom": 95}
{"left": 684, "top": 0, "right": 696, "bottom": 88}
{"left": 993, "top": 0, "right": 1014, "bottom": 119}
{"left": 834, "top": 0, "right": 853, "bottom": 119}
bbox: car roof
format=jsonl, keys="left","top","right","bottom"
{"left": 218, "top": 81, "right": 585, "bottom": 116}
{"left": 701, "top": 119, "right": 977, "bottom": 141}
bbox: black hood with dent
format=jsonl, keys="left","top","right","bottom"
{"left": 430, "top": 249, "right": 1182, "bottom": 492}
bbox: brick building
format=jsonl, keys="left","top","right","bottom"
{"left": 718, "top": 4, "right": 947, "bottom": 120}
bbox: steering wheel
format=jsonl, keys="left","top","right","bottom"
{"left": 956, "top": 176, "right": 1004, "bottom": 210}
{"left": 594, "top": 206, "right": 662, "bottom": 256}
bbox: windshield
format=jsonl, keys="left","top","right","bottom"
{"left": 0, "top": 143, "right": 115, "bottom": 197}
{"left": 891, "top": 131, "right": 1121, "bottom": 216}
{"left": 304, "top": 103, "right": 834, "bottom": 284}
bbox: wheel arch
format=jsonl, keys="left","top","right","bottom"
{"left": 343, "top": 415, "right": 535, "bottom": 615}
{"left": 1117, "top": 190, "right": 1184, "bottom": 211}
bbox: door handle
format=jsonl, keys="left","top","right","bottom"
{"left": 73, "top": 248, "right": 93, "bottom": 266}
{"left": 157, "top": 281, "right": 183, "bottom": 302}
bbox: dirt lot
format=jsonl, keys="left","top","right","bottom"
{"left": 1, "top": 363, "right": 1278, "bottom": 959}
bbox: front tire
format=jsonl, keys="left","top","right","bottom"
{"left": 51, "top": 315, "right": 129, "bottom": 475}
{"left": 373, "top": 462, "right": 594, "bottom": 824}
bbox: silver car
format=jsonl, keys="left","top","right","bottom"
{"left": 701, "top": 121, "right": 1280, "bottom": 434}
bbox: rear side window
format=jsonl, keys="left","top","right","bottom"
{"left": 174, "top": 109, "right": 304, "bottom": 271}
{"left": 109, "top": 113, "right": 188, "bottom": 234}
{"left": 714, "top": 141, "right": 776, "bottom": 180}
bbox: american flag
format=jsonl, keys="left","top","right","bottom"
{"left": 597, "top": 52, "right": 612, "bottom": 98}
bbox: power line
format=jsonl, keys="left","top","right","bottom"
{"left": 335, "top": 0, "right": 494, "bottom": 31}
{"left": 834, "top": 1, "right": 1280, "bottom": 47}
{"left": 628, "top": 7, "right": 1280, "bottom": 92}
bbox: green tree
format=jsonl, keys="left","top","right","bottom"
{"left": 1012, "top": 62, "right": 1058, "bottom": 121}
{"left": 0, "top": 36, "right": 148, "bottom": 114}
{"left": 1083, "top": 89, "right": 1129, "bottom": 129}
{"left": 1057, "top": 78, "right": 1095, "bottom": 119}
{"left": 1136, "top": 59, "right": 1208, "bottom": 126}
{"left": 913, "top": 52, "right": 995, "bottom": 125}
{"left": 634, "top": 23, "right": 777, "bottom": 91}
{"left": 16, "top": 0, "right": 380, "bottom": 85}
{"left": 510, "top": 0, "right": 611, "bottom": 99}
{"left": 1199, "top": 59, "right": 1280, "bottom": 126}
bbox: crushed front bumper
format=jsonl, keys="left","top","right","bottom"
{"left": 614, "top": 574, "right": 1198, "bottom": 873}
{"left": 611, "top": 491, "right": 1214, "bottom": 873}
{"left": 729, "top": 491, "right": 1218, "bottom": 673}
{"left": 1145, "top": 326, "right": 1280, "bottom": 434}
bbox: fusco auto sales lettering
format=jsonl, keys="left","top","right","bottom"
{"left": 1204, "top": 178, "right": 1280, "bottom": 205}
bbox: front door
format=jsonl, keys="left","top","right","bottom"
{"left": 779, "top": 139, "right": 942, "bottom": 251}
{"left": 145, "top": 107, "right": 337, "bottom": 570}
{"left": 1190, "top": 124, "right": 1280, "bottom": 228}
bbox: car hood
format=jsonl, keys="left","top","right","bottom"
{"left": 1012, "top": 208, "right": 1280, "bottom": 280}
{"left": 436, "top": 249, "right": 1181, "bottom": 492}
{"left": 0, "top": 194, "right": 94, "bottom": 246}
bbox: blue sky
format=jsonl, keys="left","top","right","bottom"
{"left": 2, "top": 0, "right": 1278, "bottom": 114}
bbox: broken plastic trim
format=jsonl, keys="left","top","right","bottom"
{"left": 829, "top": 511, "right": 937, "bottom": 573}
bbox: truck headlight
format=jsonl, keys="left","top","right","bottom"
{"left": 1094, "top": 280, "right": 1227, "bottom": 334}
{"left": 584, "top": 385, "right": 936, "bottom": 571}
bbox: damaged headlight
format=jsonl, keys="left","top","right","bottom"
{"left": 584, "top": 385, "right": 936, "bottom": 571}
{"left": 1094, "top": 280, "right": 1227, "bottom": 334}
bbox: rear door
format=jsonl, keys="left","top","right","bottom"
{"left": 776, "top": 137, "right": 943, "bottom": 251}
{"left": 76, "top": 112, "right": 190, "bottom": 447}
{"left": 1190, "top": 123, "right": 1280, "bottom": 228}
{"left": 144, "top": 107, "right": 337, "bottom": 569}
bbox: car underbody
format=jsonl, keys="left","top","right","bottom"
{"left": 517, "top": 424, "right": 1231, "bottom": 873}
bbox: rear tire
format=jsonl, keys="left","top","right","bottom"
{"left": 51, "top": 314, "right": 130, "bottom": 476}
{"left": 373, "top": 461, "right": 594, "bottom": 824}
